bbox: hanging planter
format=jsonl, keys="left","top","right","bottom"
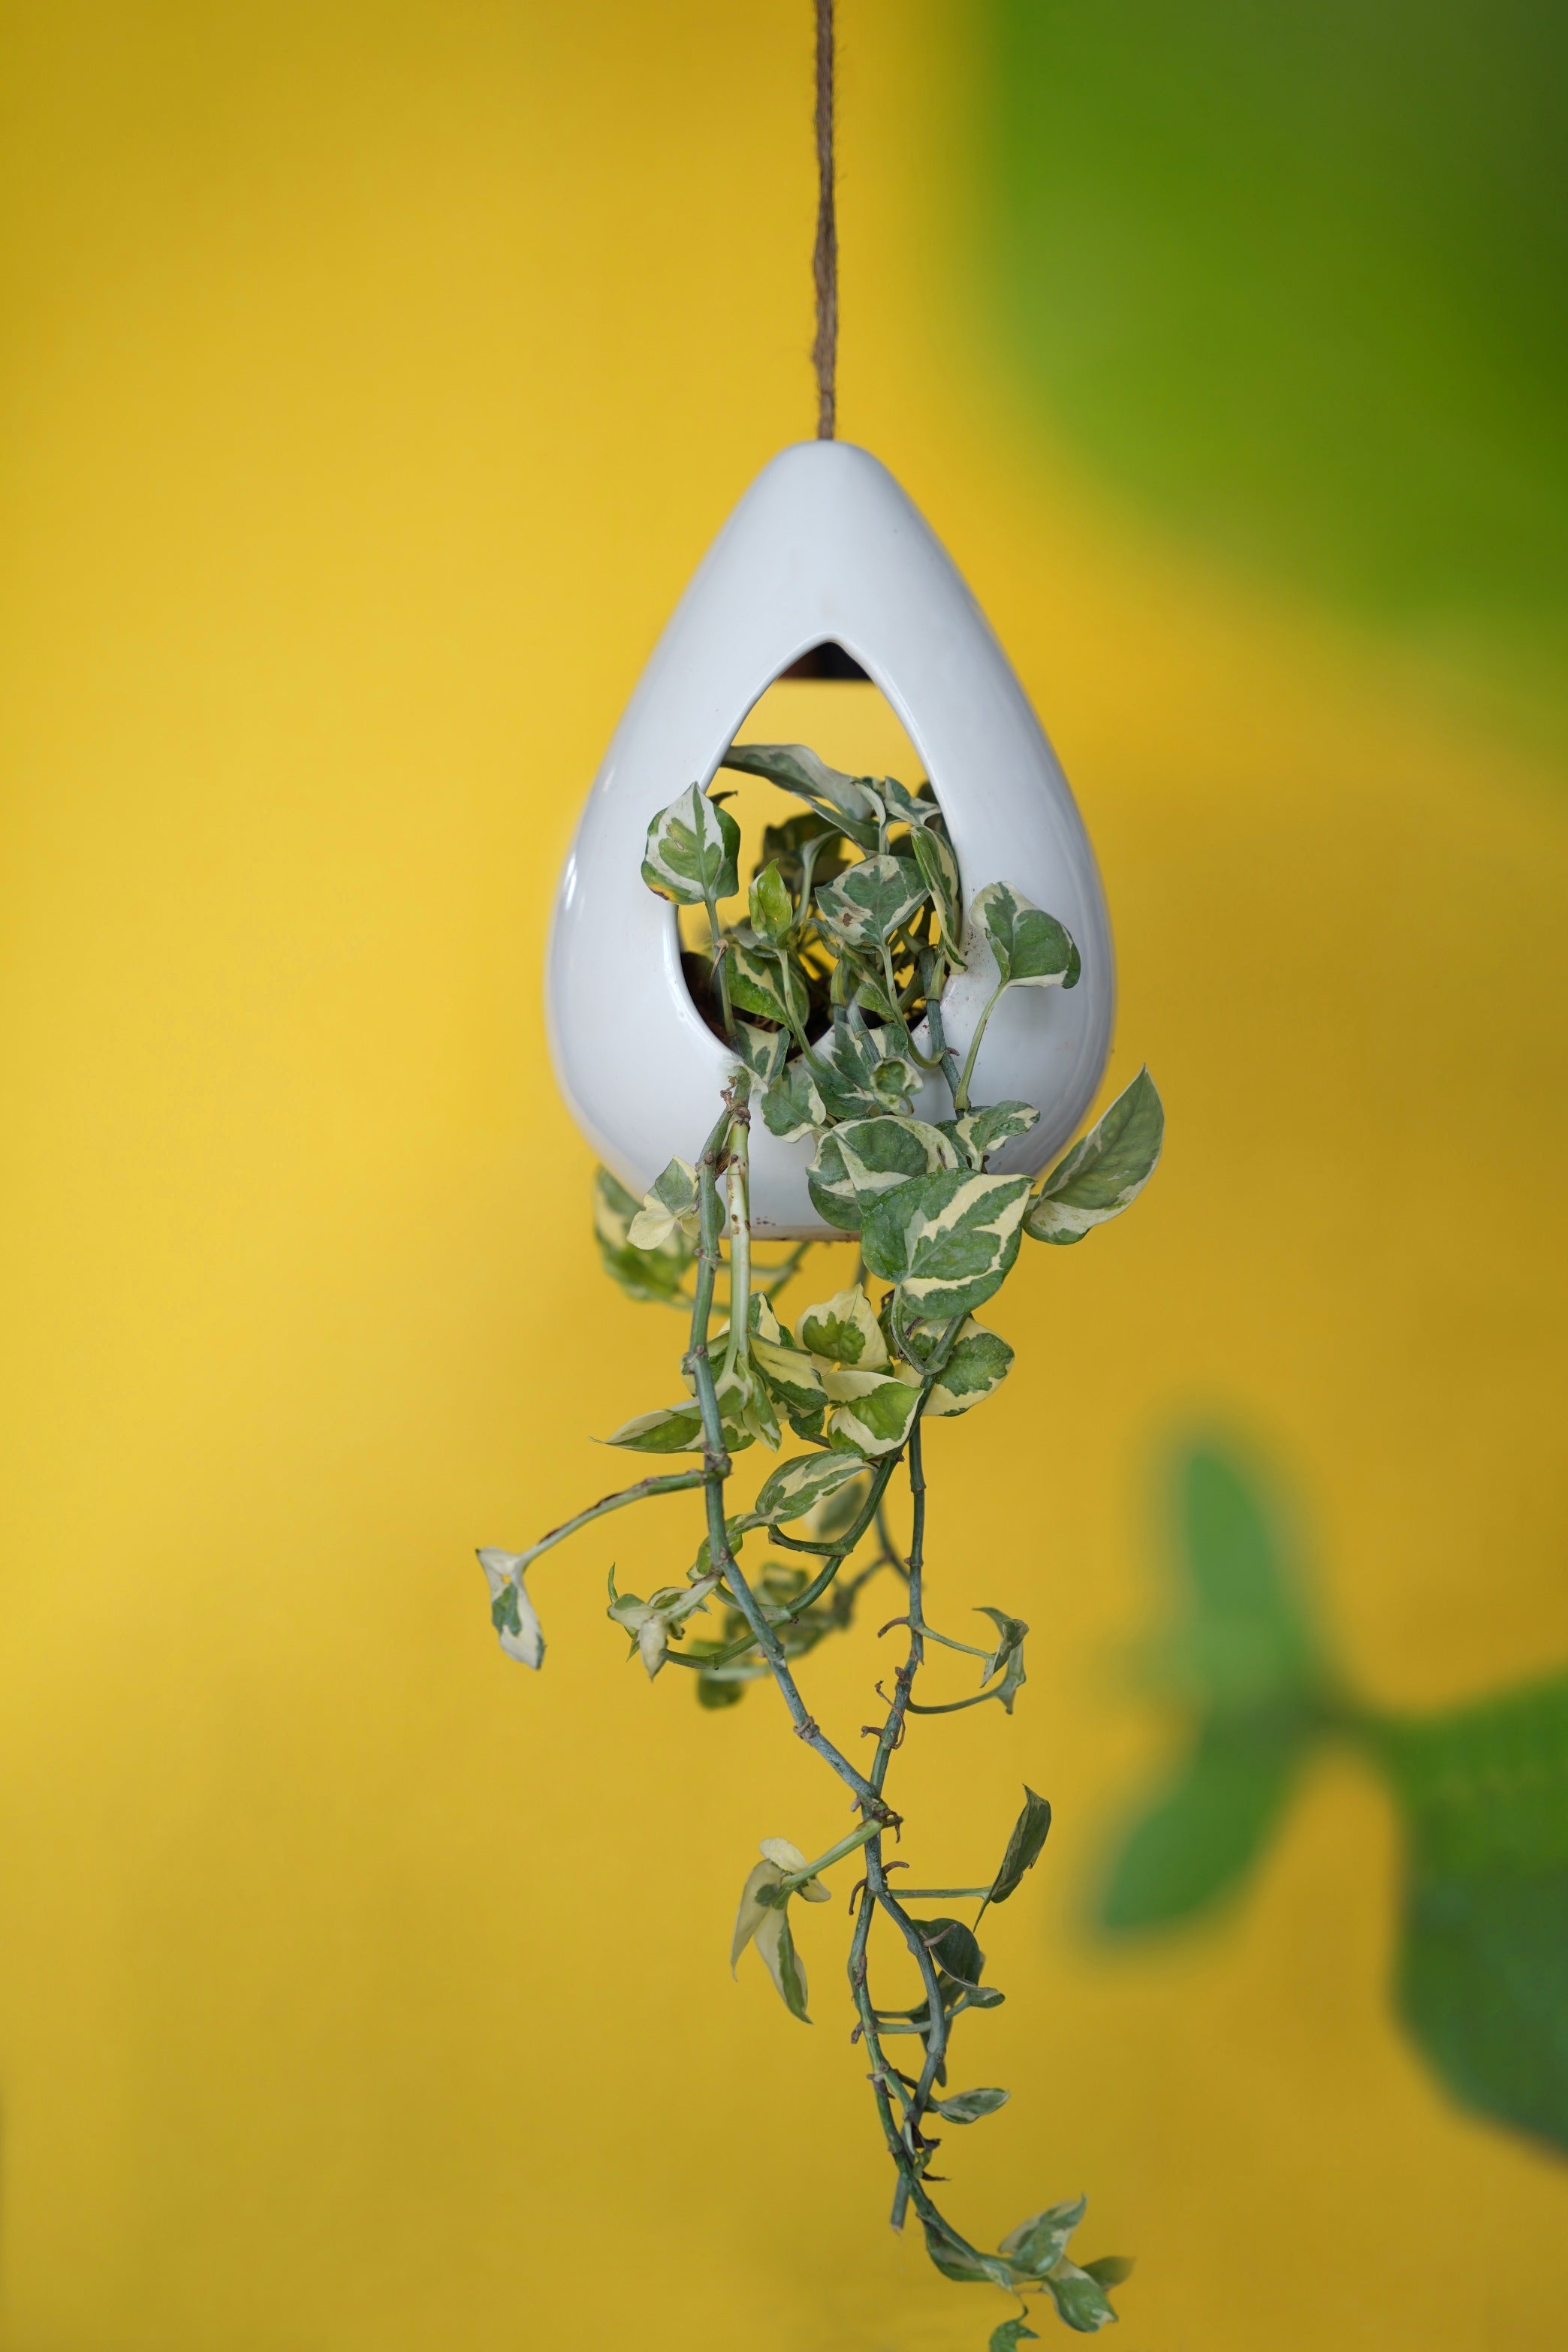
{"left": 478, "top": 6, "right": 1164, "bottom": 2339}
{"left": 547, "top": 438, "right": 1115, "bottom": 1236}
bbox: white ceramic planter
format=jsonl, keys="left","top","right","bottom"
{"left": 546, "top": 440, "right": 1114, "bottom": 1238}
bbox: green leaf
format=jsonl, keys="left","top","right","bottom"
{"left": 873, "top": 772, "right": 936, "bottom": 828}
{"left": 909, "top": 822, "right": 966, "bottom": 964}
{"left": 974, "top": 1609, "right": 1029, "bottom": 1714}
{"left": 761, "top": 1056, "right": 826, "bottom": 1142}
{"left": 749, "top": 859, "right": 795, "bottom": 942}
{"left": 696, "top": 1670, "right": 747, "bottom": 1709}
{"left": 807, "top": 1114, "right": 960, "bottom": 1233}
{"left": 593, "top": 1166, "right": 691, "bottom": 1304}
{"left": 641, "top": 782, "right": 740, "bottom": 906}
{"left": 822, "top": 1367, "right": 924, "bottom": 1457}
{"left": 816, "top": 853, "right": 928, "bottom": 948}
{"left": 971, "top": 881, "right": 1081, "bottom": 989}
{"left": 1097, "top": 1715, "right": 1304, "bottom": 1933}
{"left": 861, "top": 1168, "right": 1033, "bottom": 1319}
{"left": 1024, "top": 1069, "right": 1164, "bottom": 1245}
{"left": 989, "top": 1786, "right": 1053, "bottom": 1906}
{"left": 1000, "top": 2197, "right": 1087, "bottom": 2278}
{"left": 1375, "top": 1673, "right": 1568, "bottom": 2154}
{"left": 926, "top": 1320, "right": 1015, "bottom": 1417}
{"left": 1082, "top": 2259, "right": 1135, "bottom": 2290}
{"left": 923, "top": 1915, "right": 987, "bottom": 1994}
{"left": 1040, "top": 2261, "right": 1119, "bottom": 2333}
{"left": 720, "top": 740, "right": 879, "bottom": 846}
{"left": 726, "top": 940, "right": 810, "bottom": 1033}
{"left": 752, "top": 1449, "right": 868, "bottom": 1525}
{"left": 932, "top": 2085, "right": 1011, "bottom": 2123}
{"left": 1159, "top": 1443, "right": 1328, "bottom": 1711}
{"left": 920, "top": 2210, "right": 1019, "bottom": 2290}
{"left": 939, "top": 1101, "right": 1041, "bottom": 1170}
{"left": 796, "top": 1286, "right": 889, "bottom": 1370}
{"left": 990, "top": 2321, "right": 1039, "bottom": 2352}
{"left": 734, "top": 1020, "right": 789, "bottom": 1087}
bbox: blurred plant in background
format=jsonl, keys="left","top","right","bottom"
{"left": 984, "top": 0, "right": 1568, "bottom": 718}
{"left": 1099, "top": 1442, "right": 1568, "bottom": 2154}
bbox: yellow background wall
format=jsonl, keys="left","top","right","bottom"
{"left": 1, "top": 6, "right": 1564, "bottom": 2347}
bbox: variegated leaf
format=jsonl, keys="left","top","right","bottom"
{"left": 939, "top": 1099, "right": 1040, "bottom": 1170}
{"left": 932, "top": 2085, "right": 1011, "bottom": 2123}
{"left": 925, "top": 1319, "right": 1015, "bottom": 1416}
{"left": 999, "top": 2196, "right": 1088, "bottom": 2278}
{"left": 807, "top": 1022, "right": 887, "bottom": 1122}
{"left": 870, "top": 1046, "right": 921, "bottom": 1114}
{"left": 752, "top": 1449, "right": 869, "bottom": 1525}
{"left": 593, "top": 1166, "right": 690, "bottom": 1303}
{"left": 816, "top": 853, "right": 927, "bottom": 948}
{"left": 626, "top": 1155, "right": 699, "bottom": 1250}
{"left": 861, "top": 1168, "right": 1033, "bottom": 1319}
{"left": 761, "top": 1055, "right": 826, "bottom": 1141}
{"left": 909, "top": 822, "right": 965, "bottom": 965}
{"left": 1025, "top": 1067, "right": 1164, "bottom": 1245}
{"left": 641, "top": 782, "right": 740, "bottom": 907}
{"left": 1040, "top": 2261, "right": 1119, "bottom": 2333}
{"left": 795, "top": 1286, "right": 889, "bottom": 1370}
{"left": 725, "top": 940, "right": 810, "bottom": 1033}
{"left": 807, "top": 1114, "right": 960, "bottom": 1232}
{"left": 822, "top": 1367, "right": 923, "bottom": 1457}
{"left": 803, "top": 1463, "right": 873, "bottom": 1541}
{"left": 476, "top": 1548, "right": 544, "bottom": 1669}
{"left": 734, "top": 1020, "right": 789, "bottom": 1087}
{"left": 977, "top": 1606, "right": 1029, "bottom": 1713}
{"left": 751, "top": 1334, "right": 828, "bottom": 1418}
{"left": 970, "top": 880, "right": 1081, "bottom": 990}
{"left": 876, "top": 773, "right": 938, "bottom": 829}
{"left": 603, "top": 1401, "right": 708, "bottom": 1454}
{"left": 720, "top": 740, "right": 879, "bottom": 846}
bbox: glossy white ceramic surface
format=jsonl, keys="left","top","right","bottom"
{"left": 546, "top": 439, "right": 1114, "bottom": 1237}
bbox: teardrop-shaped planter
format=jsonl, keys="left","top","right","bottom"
{"left": 547, "top": 440, "right": 1114, "bottom": 1238}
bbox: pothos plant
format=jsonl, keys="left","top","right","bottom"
{"left": 480, "top": 742, "right": 1163, "bottom": 2343}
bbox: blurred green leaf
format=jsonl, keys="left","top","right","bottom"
{"left": 989, "top": 1785, "right": 1053, "bottom": 1906}
{"left": 1099, "top": 1714, "right": 1304, "bottom": 1933}
{"left": 1374, "top": 1674, "right": 1568, "bottom": 2153}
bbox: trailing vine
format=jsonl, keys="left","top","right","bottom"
{"left": 481, "top": 743, "right": 1163, "bottom": 2341}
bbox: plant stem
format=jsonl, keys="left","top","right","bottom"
{"left": 953, "top": 982, "right": 1006, "bottom": 1113}
{"left": 505, "top": 1470, "right": 707, "bottom": 1575}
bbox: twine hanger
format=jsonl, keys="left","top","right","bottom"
{"left": 813, "top": 0, "right": 837, "bottom": 440}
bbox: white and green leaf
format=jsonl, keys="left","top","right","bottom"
{"left": 931, "top": 2085, "right": 1011, "bottom": 2124}
{"left": 734, "top": 1020, "right": 789, "bottom": 1087}
{"left": 476, "top": 1548, "right": 544, "bottom": 1670}
{"left": 1024, "top": 1068, "right": 1164, "bottom": 1245}
{"left": 925, "top": 1319, "right": 1015, "bottom": 1416}
{"left": 909, "top": 822, "right": 965, "bottom": 964}
{"left": 822, "top": 1367, "right": 923, "bottom": 1457}
{"left": 807, "top": 1114, "right": 960, "bottom": 1233}
{"left": 720, "top": 742, "right": 879, "bottom": 848}
{"left": 816, "top": 853, "right": 927, "bottom": 948}
{"left": 795, "top": 1285, "right": 889, "bottom": 1370}
{"left": 861, "top": 1168, "right": 1033, "bottom": 1319}
{"left": 970, "top": 881, "right": 1081, "bottom": 989}
{"left": 626, "top": 1155, "right": 700, "bottom": 1250}
{"left": 752, "top": 1449, "right": 869, "bottom": 1526}
{"left": 761, "top": 1055, "right": 827, "bottom": 1141}
{"left": 726, "top": 940, "right": 810, "bottom": 1033}
{"left": 999, "top": 2197, "right": 1088, "bottom": 2278}
{"left": 939, "top": 1100, "right": 1040, "bottom": 1170}
{"left": 641, "top": 782, "right": 740, "bottom": 906}
{"left": 593, "top": 1166, "right": 690, "bottom": 1303}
